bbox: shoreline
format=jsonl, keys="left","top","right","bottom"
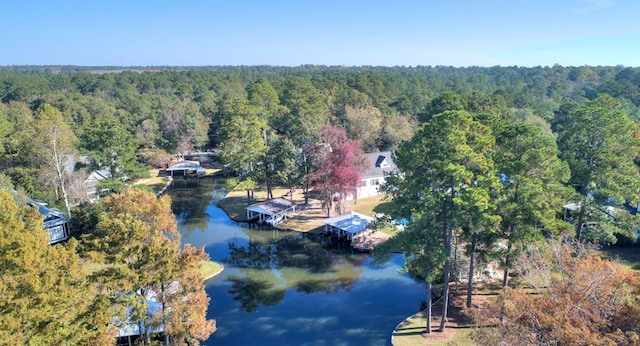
{"left": 202, "top": 262, "right": 224, "bottom": 282}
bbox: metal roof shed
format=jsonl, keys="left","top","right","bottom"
{"left": 245, "top": 198, "right": 297, "bottom": 225}
{"left": 323, "top": 212, "right": 375, "bottom": 241}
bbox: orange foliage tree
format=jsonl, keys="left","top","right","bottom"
{"left": 89, "top": 188, "right": 215, "bottom": 345}
{"left": 475, "top": 240, "right": 640, "bottom": 345}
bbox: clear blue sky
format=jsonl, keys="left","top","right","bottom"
{"left": 2, "top": 0, "right": 639, "bottom": 67}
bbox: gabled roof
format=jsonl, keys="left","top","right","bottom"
{"left": 28, "top": 199, "right": 69, "bottom": 228}
{"left": 323, "top": 211, "right": 374, "bottom": 235}
{"left": 362, "top": 151, "right": 398, "bottom": 179}
{"left": 86, "top": 169, "right": 112, "bottom": 183}
{"left": 246, "top": 198, "right": 296, "bottom": 217}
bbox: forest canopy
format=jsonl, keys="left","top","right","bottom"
{"left": 2, "top": 65, "right": 640, "bottom": 343}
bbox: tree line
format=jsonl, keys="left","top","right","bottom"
{"left": 3, "top": 65, "right": 640, "bottom": 211}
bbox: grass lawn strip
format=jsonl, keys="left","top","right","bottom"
{"left": 199, "top": 260, "right": 224, "bottom": 281}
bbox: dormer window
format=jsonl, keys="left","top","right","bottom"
{"left": 375, "top": 155, "right": 390, "bottom": 168}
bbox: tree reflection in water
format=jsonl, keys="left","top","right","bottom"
{"left": 227, "top": 275, "right": 286, "bottom": 312}
{"left": 169, "top": 178, "right": 217, "bottom": 234}
{"left": 225, "top": 232, "right": 365, "bottom": 312}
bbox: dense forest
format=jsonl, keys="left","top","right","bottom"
{"left": 2, "top": 65, "right": 640, "bottom": 344}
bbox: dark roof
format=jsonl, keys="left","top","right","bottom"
{"left": 362, "top": 151, "right": 398, "bottom": 179}
{"left": 28, "top": 199, "right": 69, "bottom": 228}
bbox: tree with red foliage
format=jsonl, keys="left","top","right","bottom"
{"left": 308, "top": 125, "right": 367, "bottom": 216}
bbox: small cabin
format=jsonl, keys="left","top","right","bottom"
{"left": 85, "top": 169, "right": 112, "bottom": 203}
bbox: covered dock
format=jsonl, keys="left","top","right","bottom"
{"left": 245, "top": 198, "right": 297, "bottom": 226}
{"left": 165, "top": 160, "right": 205, "bottom": 178}
{"left": 323, "top": 212, "right": 375, "bottom": 243}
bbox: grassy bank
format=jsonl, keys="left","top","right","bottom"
{"left": 217, "top": 185, "right": 399, "bottom": 235}
{"left": 199, "top": 260, "right": 224, "bottom": 281}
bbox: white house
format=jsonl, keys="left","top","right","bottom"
{"left": 85, "top": 169, "right": 112, "bottom": 203}
{"left": 356, "top": 151, "right": 398, "bottom": 199}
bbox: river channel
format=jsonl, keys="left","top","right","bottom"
{"left": 168, "top": 178, "right": 425, "bottom": 346}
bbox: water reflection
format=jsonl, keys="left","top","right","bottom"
{"left": 227, "top": 274, "right": 287, "bottom": 312}
{"left": 169, "top": 178, "right": 426, "bottom": 346}
{"left": 170, "top": 178, "right": 220, "bottom": 233}
{"left": 224, "top": 233, "right": 366, "bottom": 312}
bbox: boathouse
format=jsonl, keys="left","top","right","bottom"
{"left": 245, "top": 198, "right": 297, "bottom": 226}
{"left": 165, "top": 160, "right": 205, "bottom": 178}
{"left": 323, "top": 212, "right": 375, "bottom": 243}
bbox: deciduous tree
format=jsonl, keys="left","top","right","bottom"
{"left": 308, "top": 125, "right": 367, "bottom": 216}
{"left": 24, "top": 104, "right": 78, "bottom": 217}
{"left": 88, "top": 188, "right": 215, "bottom": 345}
{"left": 475, "top": 239, "right": 640, "bottom": 345}
{"left": 0, "top": 190, "right": 113, "bottom": 344}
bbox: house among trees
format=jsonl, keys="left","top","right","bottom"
{"left": 85, "top": 169, "right": 112, "bottom": 202}
{"left": 28, "top": 199, "right": 70, "bottom": 244}
{"left": 356, "top": 151, "right": 398, "bottom": 199}
{"left": 116, "top": 288, "right": 167, "bottom": 345}
{"left": 164, "top": 160, "right": 205, "bottom": 178}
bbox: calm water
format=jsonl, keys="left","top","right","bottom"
{"left": 169, "top": 178, "right": 425, "bottom": 346}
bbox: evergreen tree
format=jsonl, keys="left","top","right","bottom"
{"left": 553, "top": 94, "right": 640, "bottom": 243}
{"left": 385, "top": 110, "right": 498, "bottom": 331}
{"left": 493, "top": 122, "right": 570, "bottom": 287}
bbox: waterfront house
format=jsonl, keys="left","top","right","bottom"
{"left": 355, "top": 151, "right": 398, "bottom": 199}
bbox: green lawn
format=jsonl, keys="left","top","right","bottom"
{"left": 199, "top": 260, "right": 223, "bottom": 281}
{"left": 392, "top": 311, "right": 476, "bottom": 346}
